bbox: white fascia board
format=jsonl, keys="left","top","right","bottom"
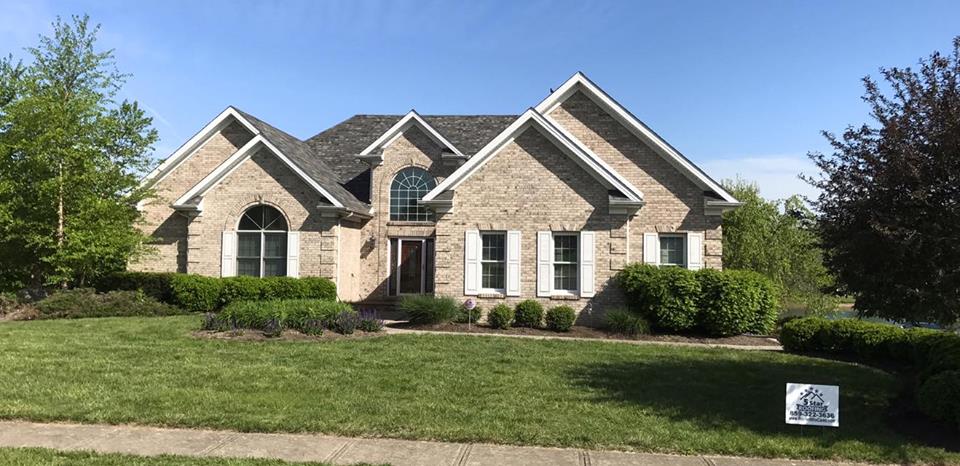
{"left": 172, "top": 135, "right": 345, "bottom": 210}
{"left": 423, "top": 109, "right": 642, "bottom": 203}
{"left": 140, "top": 107, "right": 260, "bottom": 189}
{"left": 358, "top": 110, "right": 464, "bottom": 157}
{"left": 535, "top": 72, "right": 739, "bottom": 204}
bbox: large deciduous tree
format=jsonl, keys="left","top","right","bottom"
{"left": 722, "top": 178, "right": 835, "bottom": 313}
{"left": 807, "top": 37, "right": 960, "bottom": 325}
{"left": 0, "top": 15, "right": 157, "bottom": 290}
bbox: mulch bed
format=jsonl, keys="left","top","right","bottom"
{"left": 389, "top": 321, "right": 780, "bottom": 347}
{"left": 192, "top": 329, "right": 386, "bottom": 342}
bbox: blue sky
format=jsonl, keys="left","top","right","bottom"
{"left": 2, "top": 0, "right": 958, "bottom": 200}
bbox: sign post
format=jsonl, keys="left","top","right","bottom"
{"left": 785, "top": 383, "right": 839, "bottom": 428}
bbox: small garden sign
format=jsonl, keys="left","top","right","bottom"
{"left": 785, "top": 383, "right": 839, "bottom": 427}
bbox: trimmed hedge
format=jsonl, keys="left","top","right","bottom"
{"left": 220, "top": 299, "right": 353, "bottom": 331}
{"left": 487, "top": 304, "right": 514, "bottom": 329}
{"left": 514, "top": 299, "right": 544, "bottom": 328}
{"left": 616, "top": 264, "right": 779, "bottom": 336}
{"left": 36, "top": 289, "right": 185, "bottom": 319}
{"left": 399, "top": 294, "right": 460, "bottom": 324}
{"left": 545, "top": 305, "right": 576, "bottom": 332}
{"left": 454, "top": 304, "right": 482, "bottom": 324}
{"left": 605, "top": 308, "right": 650, "bottom": 336}
{"left": 781, "top": 317, "right": 960, "bottom": 429}
{"left": 99, "top": 272, "right": 337, "bottom": 312}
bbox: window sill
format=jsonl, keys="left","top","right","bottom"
{"left": 386, "top": 221, "right": 436, "bottom": 227}
{"left": 478, "top": 291, "right": 506, "bottom": 299}
{"left": 549, "top": 293, "right": 580, "bottom": 301}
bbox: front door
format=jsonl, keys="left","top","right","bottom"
{"left": 389, "top": 238, "right": 435, "bottom": 295}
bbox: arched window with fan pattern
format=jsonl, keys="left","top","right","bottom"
{"left": 389, "top": 167, "right": 436, "bottom": 222}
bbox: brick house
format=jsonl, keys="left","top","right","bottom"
{"left": 135, "top": 73, "right": 740, "bottom": 324}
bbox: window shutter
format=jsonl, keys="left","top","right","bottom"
{"left": 579, "top": 231, "right": 596, "bottom": 297}
{"left": 537, "top": 231, "right": 552, "bottom": 297}
{"left": 643, "top": 232, "right": 658, "bottom": 265}
{"left": 287, "top": 231, "right": 300, "bottom": 277}
{"left": 221, "top": 231, "right": 237, "bottom": 277}
{"left": 506, "top": 230, "right": 521, "bottom": 296}
{"left": 464, "top": 230, "right": 480, "bottom": 295}
{"left": 686, "top": 232, "right": 703, "bottom": 270}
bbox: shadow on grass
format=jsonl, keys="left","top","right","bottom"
{"left": 565, "top": 352, "right": 951, "bottom": 461}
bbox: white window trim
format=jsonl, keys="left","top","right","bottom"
{"left": 236, "top": 230, "right": 288, "bottom": 278}
{"left": 479, "top": 232, "right": 507, "bottom": 294}
{"left": 388, "top": 237, "right": 433, "bottom": 296}
{"left": 657, "top": 233, "right": 687, "bottom": 268}
{"left": 551, "top": 232, "right": 579, "bottom": 296}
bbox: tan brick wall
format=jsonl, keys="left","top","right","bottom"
{"left": 434, "top": 127, "right": 629, "bottom": 325}
{"left": 188, "top": 148, "right": 338, "bottom": 279}
{"left": 133, "top": 121, "right": 253, "bottom": 272}
{"left": 548, "top": 91, "right": 723, "bottom": 268}
{"left": 353, "top": 126, "right": 457, "bottom": 301}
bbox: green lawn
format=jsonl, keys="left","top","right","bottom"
{"left": 0, "top": 316, "right": 954, "bottom": 464}
{"left": 0, "top": 447, "right": 346, "bottom": 465}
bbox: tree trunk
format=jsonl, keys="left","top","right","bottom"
{"left": 57, "top": 161, "right": 66, "bottom": 289}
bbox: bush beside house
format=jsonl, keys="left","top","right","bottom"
{"left": 616, "top": 264, "right": 779, "bottom": 336}
{"left": 35, "top": 289, "right": 184, "bottom": 319}
{"left": 781, "top": 317, "right": 960, "bottom": 429}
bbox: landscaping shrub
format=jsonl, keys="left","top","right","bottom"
{"left": 170, "top": 274, "right": 223, "bottom": 312}
{"left": 301, "top": 319, "right": 324, "bottom": 336}
{"left": 696, "top": 269, "right": 759, "bottom": 337}
{"left": 605, "top": 308, "right": 650, "bottom": 336}
{"left": 545, "top": 305, "right": 576, "bottom": 332}
{"left": 399, "top": 294, "right": 459, "bottom": 324}
{"left": 96, "top": 271, "right": 176, "bottom": 302}
{"left": 358, "top": 309, "right": 385, "bottom": 332}
{"left": 917, "top": 370, "right": 960, "bottom": 427}
{"left": 219, "top": 276, "right": 264, "bottom": 306}
{"left": 513, "top": 299, "right": 544, "bottom": 328}
{"left": 35, "top": 289, "right": 184, "bottom": 319}
{"left": 200, "top": 312, "right": 230, "bottom": 332}
{"left": 487, "top": 304, "right": 514, "bottom": 329}
{"left": 331, "top": 310, "right": 360, "bottom": 335}
{"left": 616, "top": 264, "right": 699, "bottom": 332}
{"left": 220, "top": 299, "right": 353, "bottom": 331}
{"left": 454, "top": 304, "right": 482, "bottom": 324}
{"left": 299, "top": 277, "right": 337, "bottom": 301}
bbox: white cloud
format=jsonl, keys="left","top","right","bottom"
{"left": 698, "top": 154, "right": 821, "bottom": 202}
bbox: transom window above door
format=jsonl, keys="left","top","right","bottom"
{"left": 390, "top": 167, "right": 437, "bottom": 222}
{"left": 237, "top": 205, "right": 288, "bottom": 277}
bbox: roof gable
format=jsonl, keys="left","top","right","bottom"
{"left": 359, "top": 110, "right": 464, "bottom": 157}
{"left": 423, "top": 109, "right": 644, "bottom": 206}
{"left": 535, "top": 72, "right": 739, "bottom": 205}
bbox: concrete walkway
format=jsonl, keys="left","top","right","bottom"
{"left": 382, "top": 322, "right": 783, "bottom": 351}
{"left": 0, "top": 420, "right": 872, "bottom": 466}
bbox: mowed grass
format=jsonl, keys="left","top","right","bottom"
{"left": 0, "top": 316, "right": 954, "bottom": 464}
{"left": 0, "top": 447, "right": 364, "bottom": 465}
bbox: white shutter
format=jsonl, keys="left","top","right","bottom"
{"left": 506, "top": 230, "right": 521, "bottom": 296}
{"left": 643, "top": 232, "right": 659, "bottom": 265}
{"left": 286, "top": 231, "right": 300, "bottom": 277}
{"left": 687, "top": 232, "right": 703, "bottom": 270}
{"left": 579, "top": 231, "right": 595, "bottom": 297}
{"left": 537, "top": 231, "right": 552, "bottom": 297}
{"left": 221, "top": 231, "right": 237, "bottom": 277}
{"left": 464, "top": 230, "right": 480, "bottom": 295}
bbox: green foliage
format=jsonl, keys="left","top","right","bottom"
{"left": 34, "top": 288, "right": 183, "bottom": 319}
{"left": 96, "top": 271, "right": 175, "bottom": 302}
{"left": 618, "top": 264, "right": 701, "bottom": 332}
{"left": 605, "top": 309, "right": 650, "bottom": 336}
{"left": 722, "top": 179, "right": 836, "bottom": 314}
{"left": 513, "top": 299, "right": 544, "bottom": 328}
{"left": 917, "top": 371, "right": 960, "bottom": 427}
{"left": 487, "top": 304, "right": 514, "bottom": 329}
{"left": 453, "top": 304, "right": 482, "bottom": 324}
{"left": 617, "top": 263, "right": 778, "bottom": 336}
{"left": 298, "top": 277, "right": 337, "bottom": 301}
{"left": 0, "top": 15, "right": 158, "bottom": 289}
{"left": 398, "top": 294, "right": 460, "bottom": 324}
{"left": 219, "top": 276, "right": 264, "bottom": 306}
{"left": 806, "top": 38, "right": 960, "bottom": 325}
{"left": 545, "top": 305, "right": 576, "bottom": 332}
{"left": 219, "top": 299, "right": 353, "bottom": 331}
{"left": 169, "top": 274, "right": 223, "bottom": 313}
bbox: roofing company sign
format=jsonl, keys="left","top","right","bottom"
{"left": 785, "top": 383, "right": 839, "bottom": 427}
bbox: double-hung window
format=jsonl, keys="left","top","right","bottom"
{"left": 552, "top": 233, "right": 578, "bottom": 293}
{"left": 658, "top": 234, "right": 686, "bottom": 267}
{"left": 480, "top": 233, "right": 506, "bottom": 292}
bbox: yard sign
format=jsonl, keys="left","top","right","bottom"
{"left": 785, "top": 383, "right": 839, "bottom": 427}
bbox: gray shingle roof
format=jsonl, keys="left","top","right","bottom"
{"left": 229, "top": 109, "right": 518, "bottom": 212}
{"left": 233, "top": 108, "right": 371, "bottom": 214}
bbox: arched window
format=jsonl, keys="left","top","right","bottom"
{"left": 390, "top": 167, "right": 436, "bottom": 222}
{"left": 236, "top": 205, "right": 288, "bottom": 277}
